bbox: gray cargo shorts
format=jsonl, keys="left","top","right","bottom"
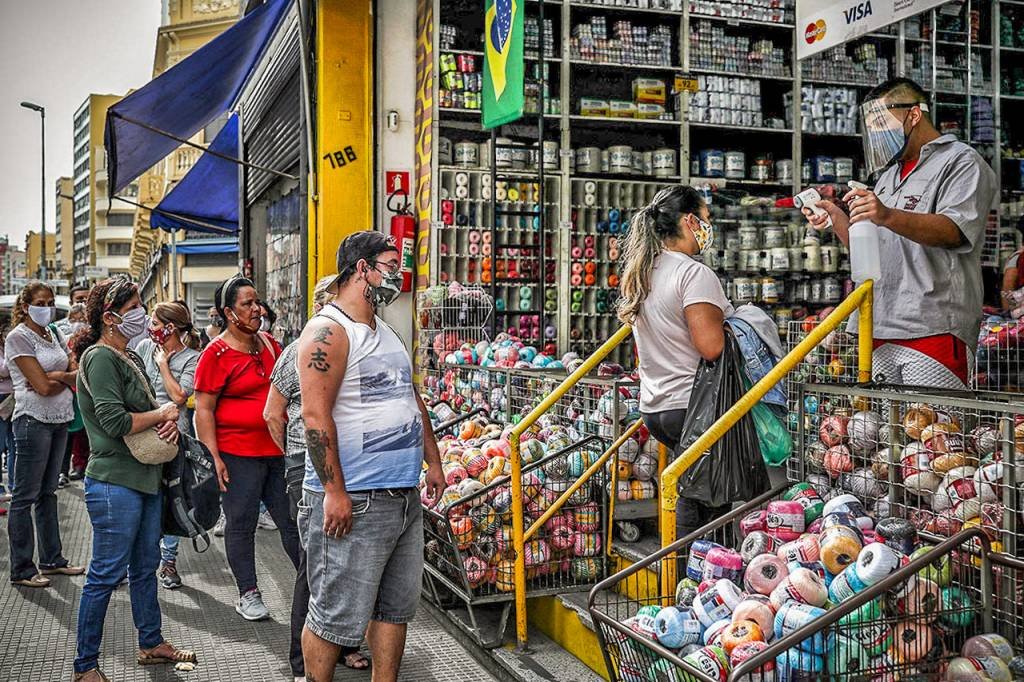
{"left": 297, "top": 487, "right": 423, "bottom": 647}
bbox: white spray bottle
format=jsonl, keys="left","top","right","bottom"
{"left": 847, "top": 180, "right": 882, "bottom": 283}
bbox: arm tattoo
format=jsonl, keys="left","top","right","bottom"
{"left": 308, "top": 348, "right": 330, "bottom": 372}
{"left": 312, "top": 326, "right": 333, "bottom": 344}
{"left": 306, "top": 428, "right": 336, "bottom": 485}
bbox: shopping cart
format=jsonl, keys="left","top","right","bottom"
{"left": 588, "top": 482, "right": 999, "bottom": 682}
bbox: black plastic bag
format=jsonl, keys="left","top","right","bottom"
{"left": 162, "top": 433, "right": 221, "bottom": 552}
{"left": 676, "top": 330, "right": 771, "bottom": 507}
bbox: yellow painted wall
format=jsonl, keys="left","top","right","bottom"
{"left": 310, "top": 0, "right": 374, "bottom": 298}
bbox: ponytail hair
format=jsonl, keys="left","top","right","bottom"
{"left": 155, "top": 301, "right": 201, "bottom": 350}
{"left": 616, "top": 185, "right": 705, "bottom": 324}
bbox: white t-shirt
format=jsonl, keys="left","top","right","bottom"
{"left": 4, "top": 323, "right": 74, "bottom": 423}
{"left": 634, "top": 251, "right": 734, "bottom": 413}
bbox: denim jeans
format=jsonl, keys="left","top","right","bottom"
{"left": 160, "top": 535, "right": 180, "bottom": 563}
{"left": 220, "top": 453, "right": 300, "bottom": 595}
{"left": 74, "top": 478, "right": 164, "bottom": 674}
{"left": 8, "top": 416, "right": 70, "bottom": 580}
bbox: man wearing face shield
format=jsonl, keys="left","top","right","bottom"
{"left": 804, "top": 77, "right": 996, "bottom": 388}
{"left": 295, "top": 231, "right": 444, "bottom": 682}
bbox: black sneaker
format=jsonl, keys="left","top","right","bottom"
{"left": 69, "top": 467, "right": 85, "bottom": 481}
{"left": 58, "top": 474, "right": 70, "bottom": 489}
{"left": 157, "top": 562, "right": 182, "bottom": 590}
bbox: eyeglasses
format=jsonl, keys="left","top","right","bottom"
{"left": 372, "top": 261, "right": 401, "bottom": 275}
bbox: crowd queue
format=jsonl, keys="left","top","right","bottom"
{"left": 0, "top": 76, "right": 1019, "bottom": 682}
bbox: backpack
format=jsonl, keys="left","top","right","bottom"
{"left": 162, "top": 433, "right": 221, "bottom": 552}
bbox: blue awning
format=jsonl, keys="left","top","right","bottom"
{"left": 162, "top": 240, "right": 239, "bottom": 255}
{"left": 151, "top": 114, "right": 240, "bottom": 235}
{"left": 104, "top": 0, "right": 290, "bottom": 196}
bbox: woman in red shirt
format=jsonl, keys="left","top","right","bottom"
{"left": 194, "top": 275, "right": 300, "bottom": 622}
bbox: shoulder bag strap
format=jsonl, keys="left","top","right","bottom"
{"left": 79, "top": 345, "right": 160, "bottom": 409}
{"left": 257, "top": 332, "right": 278, "bottom": 361}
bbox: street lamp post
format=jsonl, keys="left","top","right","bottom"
{"left": 20, "top": 101, "right": 46, "bottom": 282}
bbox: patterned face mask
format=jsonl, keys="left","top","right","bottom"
{"left": 690, "top": 215, "right": 715, "bottom": 255}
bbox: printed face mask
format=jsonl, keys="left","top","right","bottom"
{"left": 691, "top": 216, "right": 715, "bottom": 255}
{"left": 364, "top": 263, "right": 402, "bottom": 307}
{"left": 148, "top": 324, "right": 175, "bottom": 345}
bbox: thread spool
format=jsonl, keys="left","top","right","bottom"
{"left": 687, "top": 540, "right": 725, "bottom": 581}
{"left": 830, "top": 636, "right": 872, "bottom": 679}
{"left": 899, "top": 577, "right": 940, "bottom": 623}
{"left": 777, "top": 535, "right": 820, "bottom": 565}
{"left": 571, "top": 246, "right": 583, "bottom": 259}
{"left": 947, "top": 656, "right": 1013, "bottom": 681}
{"left": 766, "top": 501, "right": 805, "bottom": 541}
{"left": 676, "top": 579, "right": 700, "bottom": 608}
{"left": 784, "top": 483, "right": 825, "bottom": 525}
{"left": 828, "top": 563, "right": 868, "bottom": 603}
{"left": 570, "top": 274, "right": 582, "bottom": 286}
{"left": 704, "top": 619, "right": 732, "bottom": 648}
{"left": 963, "top": 634, "right": 1015, "bottom": 663}
{"left": 823, "top": 494, "right": 873, "bottom": 531}
{"left": 721, "top": 620, "right": 765, "bottom": 655}
{"left": 454, "top": 171, "right": 470, "bottom": 187}
{"left": 692, "top": 578, "right": 744, "bottom": 627}
{"left": 454, "top": 184, "right": 469, "bottom": 199}
{"left": 584, "top": 273, "right": 596, "bottom": 286}
{"left": 703, "top": 547, "right": 744, "bottom": 584}
{"left": 941, "top": 587, "right": 974, "bottom": 629}
{"left": 583, "top": 193, "right": 596, "bottom": 207}
{"left": 740, "top": 531, "right": 777, "bottom": 563}
{"left": 774, "top": 603, "right": 830, "bottom": 654}
{"left": 733, "top": 596, "right": 775, "bottom": 637}
{"left": 682, "top": 647, "right": 730, "bottom": 681}
{"left": 730, "top": 641, "right": 773, "bottom": 679}
{"left": 855, "top": 543, "right": 903, "bottom": 587}
{"left": 607, "top": 274, "right": 620, "bottom": 287}
{"left": 744, "top": 554, "right": 789, "bottom": 596}
{"left": 823, "top": 445, "right": 855, "bottom": 479}
{"left": 770, "top": 567, "right": 828, "bottom": 610}
{"left": 889, "top": 622, "right": 934, "bottom": 665}
{"left": 741, "top": 510, "right": 768, "bottom": 536}
{"left": 875, "top": 517, "right": 918, "bottom": 556}
{"left": 819, "top": 525, "right": 863, "bottom": 575}
{"left": 653, "top": 606, "right": 704, "bottom": 649}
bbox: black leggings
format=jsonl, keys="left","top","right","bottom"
{"left": 641, "top": 409, "right": 732, "bottom": 540}
{"left": 220, "top": 453, "right": 301, "bottom": 594}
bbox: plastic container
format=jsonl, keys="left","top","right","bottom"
{"left": 848, "top": 220, "right": 882, "bottom": 282}
{"left": 700, "top": 149, "right": 725, "bottom": 178}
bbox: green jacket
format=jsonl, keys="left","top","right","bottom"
{"left": 78, "top": 345, "right": 162, "bottom": 495}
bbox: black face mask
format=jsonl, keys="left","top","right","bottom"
{"left": 210, "top": 315, "right": 224, "bottom": 328}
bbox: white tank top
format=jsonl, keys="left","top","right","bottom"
{"left": 302, "top": 303, "right": 424, "bottom": 493}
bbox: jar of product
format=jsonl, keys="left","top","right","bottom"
{"left": 761, "top": 277, "right": 780, "bottom": 303}
{"left": 823, "top": 277, "right": 842, "bottom": 302}
{"left": 834, "top": 157, "right": 854, "bottom": 183}
{"left": 512, "top": 145, "right": 530, "bottom": 170}
{"left": 455, "top": 141, "right": 479, "bottom": 167}
{"left": 643, "top": 151, "right": 654, "bottom": 176}
{"left": 764, "top": 225, "right": 786, "bottom": 248}
{"left": 632, "top": 150, "right": 644, "bottom": 174}
{"left": 812, "top": 156, "right": 836, "bottom": 183}
{"left": 542, "top": 141, "right": 559, "bottom": 170}
{"left": 691, "top": 157, "right": 701, "bottom": 177}
{"left": 438, "top": 137, "right": 453, "bottom": 165}
{"left": 803, "top": 244, "right": 823, "bottom": 273}
{"left": 776, "top": 159, "right": 794, "bottom": 184}
{"left": 495, "top": 137, "right": 514, "bottom": 168}
{"left": 700, "top": 149, "right": 725, "bottom": 178}
{"left": 820, "top": 245, "right": 839, "bottom": 273}
{"left": 608, "top": 145, "right": 633, "bottom": 173}
{"left": 769, "top": 247, "right": 790, "bottom": 272}
{"left": 793, "top": 280, "right": 812, "bottom": 301}
{"left": 734, "top": 277, "right": 759, "bottom": 303}
{"left": 723, "top": 280, "right": 737, "bottom": 300}
{"left": 739, "top": 224, "right": 760, "bottom": 250}
{"left": 721, "top": 249, "right": 738, "bottom": 272}
{"left": 576, "top": 147, "right": 601, "bottom": 173}
{"left": 758, "top": 250, "right": 772, "bottom": 271}
{"left": 725, "top": 232, "right": 741, "bottom": 252}
{"left": 750, "top": 155, "right": 773, "bottom": 182}
{"left": 601, "top": 150, "right": 610, "bottom": 173}
{"left": 801, "top": 159, "right": 812, "bottom": 184}
{"left": 725, "top": 151, "right": 746, "bottom": 180}
{"left": 775, "top": 308, "right": 793, "bottom": 334}
{"left": 811, "top": 278, "right": 824, "bottom": 301}
{"left": 789, "top": 246, "right": 805, "bottom": 272}
{"left": 653, "top": 148, "right": 677, "bottom": 178}
{"left": 740, "top": 249, "right": 760, "bottom": 271}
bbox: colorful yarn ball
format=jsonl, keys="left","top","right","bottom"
{"left": 567, "top": 484, "right": 592, "bottom": 506}
{"left": 542, "top": 454, "right": 570, "bottom": 480}
{"left": 617, "top": 438, "right": 640, "bottom": 463}
{"left": 571, "top": 557, "right": 601, "bottom": 581}
{"left": 491, "top": 490, "right": 513, "bottom": 516}
{"left": 437, "top": 486, "right": 463, "bottom": 513}
{"left": 522, "top": 471, "right": 544, "bottom": 499}
{"left": 444, "top": 463, "right": 469, "bottom": 487}
{"left": 574, "top": 532, "right": 602, "bottom": 557}
{"left": 463, "top": 452, "right": 490, "bottom": 479}
{"left": 848, "top": 410, "right": 883, "bottom": 455}
{"left": 495, "top": 559, "right": 516, "bottom": 592}
{"left": 520, "top": 438, "right": 546, "bottom": 464}
{"left": 632, "top": 453, "right": 658, "bottom": 482}
{"left": 524, "top": 539, "right": 551, "bottom": 567}
{"left": 548, "top": 517, "right": 576, "bottom": 551}
{"left": 451, "top": 516, "right": 475, "bottom": 549}
{"left": 630, "top": 480, "right": 656, "bottom": 500}
{"left": 823, "top": 445, "right": 855, "bottom": 479}
{"left": 567, "top": 449, "right": 597, "bottom": 479}
{"left": 574, "top": 501, "right": 600, "bottom": 532}
{"left": 463, "top": 556, "right": 488, "bottom": 586}
{"left": 457, "top": 478, "right": 486, "bottom": 504}
{"left": 819, "top": 414, "right": 849, "bottom": 447}
{"left": 470, "top": 503, "right": 500, "bottom": 535}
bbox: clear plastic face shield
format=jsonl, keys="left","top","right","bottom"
{"left": 860, "top": 99, "right": 930, "bottom": 176}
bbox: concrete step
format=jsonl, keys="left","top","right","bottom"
{"left": 491, "top": 623, "right": 605, "bottom": 682}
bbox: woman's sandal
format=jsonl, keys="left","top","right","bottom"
{"left": 72, "top": 669, "right": 109, "bottom": 682}
{"left": 137, "top": 641, "right": 197, "bottom": 666}
{"left": 343, "top": 652, "right": 370, "bottom": 670}
{"left": 11, "top": 574, "right": 50, "bottom": 588}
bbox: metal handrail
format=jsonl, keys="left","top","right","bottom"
{"left": 658, "top": 279, "right": 874, "bottom": 596}
{"left": 509, "top": 324, "right": 633, "bottom": 650}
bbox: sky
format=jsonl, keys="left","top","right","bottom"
{"left": 0, "top": 1, "right": 161, "bottom": 249}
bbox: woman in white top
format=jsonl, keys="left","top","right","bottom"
{"left": 0, "top": 313, "right": 15, "bottom": 505}
{"left": 5, "top": 282, "right": 84, "bottom": 587}
{"left": 617, "top": 185, "right": 735, "bottom": 538}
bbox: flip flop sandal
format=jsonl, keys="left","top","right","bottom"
{"left": 137, "top": 642, "right": 197, "bottom": 666}
{"left": 42, "top": 565, "right": 86, "bottom": 576}
{"left": 11, "top": 574, "right": 50, "bottom": 588}
{"left": 343, "top": 653, "right": 371, "bottom": 670}
{"left": 72, "top": 668, "right": 109, "bottom": 682}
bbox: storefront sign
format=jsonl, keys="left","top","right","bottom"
{"left": 797, "top": 0, "right": 947, "bottom": 59}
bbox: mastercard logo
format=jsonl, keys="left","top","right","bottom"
{"left": 804, "top": 19, "right": 827, "bottom": 44}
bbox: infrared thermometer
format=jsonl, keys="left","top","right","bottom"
{"left": 793, "top": 188, "right": 832, "bottom": 229}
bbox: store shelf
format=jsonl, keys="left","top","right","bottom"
{"left": 569, "top": 114, "right": 681, "bottom": 127}
{"left": 801, "top": 130, "right": 861, "bottom": 139}
{"left": 1002, "top": 46, "right": 1024, "bottom": 53}
{"left": 689, "top": 13, "right": 794, "bottom": 29}
{"left": 1002, "top": 94, "right": 1024, "bottom": 101}
{"left": 573, "top": 171, "right": 681, "bottom": 182}
{"left": 568, "top": 0, "right": 682, "bottom": 17}
{"left": 905, "top": 37, "right": 993, "bottom": 48}
{"left": 569, "top": 58, "right": 679, "bottom": 72}
{"left": 801, "top": 77, "right": 876, "bottom": 89}
{"left": 689, "top": 121, "right": 793, "bottom": 133}
{"left": 689, "top": 67, "right": 793, "bottom": 82}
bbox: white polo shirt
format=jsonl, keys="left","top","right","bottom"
{"left": 847, "top": 134, "right": 996, "bottom": 351}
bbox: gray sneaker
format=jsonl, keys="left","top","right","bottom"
{"left": 236, "top": 588, "right": 269, "bottom": 621}
{"left": 157, "top": 562, "right": 182, "bottom": 590}
{"left": 257, "top": 509, "right": 277, "bottom": 531}
{"left": 213, "top": 512, "right": 226, "bottom": 537}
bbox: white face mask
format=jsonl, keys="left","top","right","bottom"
{"left": 260, "top": 318, "right": 271, "bottom": 333}
{"left": 28, "top": 305, "right": 54, "bottom": 326}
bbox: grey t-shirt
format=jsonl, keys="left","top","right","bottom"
{"left": 134, "top": 338, "right": 200, "bottom": 433}
{"left": 269, "top": 341, "right": 304, "bottom": 458}
{"left": 847, "top": 134, "right": 996, "bottom": 351}
{"left": 4, "top": 323, "right": 74, "bottom": 423}
{"left": 633, "top": 251, "right": 735, "bottom": 413}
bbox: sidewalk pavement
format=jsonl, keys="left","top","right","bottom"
{"left": 0, "top": 482, "right": 497, "bottom": 681}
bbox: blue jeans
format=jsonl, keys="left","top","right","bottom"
{"left": 0, "top": 395, "right": 14, "bottom": 493}
{"left": 160, "top": 535, "right": 180, "bottom": 563}
{"left": 8, "top": 416, "right": 70, "bottom": 580}
{"left": 75, "top": 478, "right": 164, "bottom": 674}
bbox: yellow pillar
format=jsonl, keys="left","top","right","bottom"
{"left": 311, "top": 0, "right": 374, "bottom": 296}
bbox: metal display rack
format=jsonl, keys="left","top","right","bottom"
{"left": 428, "top": 0, "right": 1021, "bottom": 368}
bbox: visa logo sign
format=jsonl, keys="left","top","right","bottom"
{"left": 843, "top": 0, "right": 872, "bottom": 23}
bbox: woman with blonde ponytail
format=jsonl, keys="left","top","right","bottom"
{"left": 617, "top": 185, "right": 735, "bottom": 536}
{"left": 133, "top": 301, "right": 201, "bottom": 590}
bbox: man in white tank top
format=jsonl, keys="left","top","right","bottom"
{"left": 296, "top": 232, "right": 444, "bottom": 682}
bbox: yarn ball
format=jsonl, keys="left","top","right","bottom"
{"left": 819, "top": 414, "right": 849, "bottom": 447}
{"left": 574, "top": 532, "right": 602, "bottom": 557}
{"left": 574, "top": 502, "right": 600, "bottom": 532}
{"left": 823, "top": 445, "right": 855, "bottom": 479}
{"left": 470, "top": 503, "right": 501, "bottom": 535}
{"left": 848, "top": 411, "right": 884, "bottom": 455}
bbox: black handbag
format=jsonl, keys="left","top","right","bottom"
{"left": 162, "top": 433, "right": 221, "bottom": 552}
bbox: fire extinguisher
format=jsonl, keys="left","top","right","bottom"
{"left": 387, "top": 189, "right": 415, "bottom": 292}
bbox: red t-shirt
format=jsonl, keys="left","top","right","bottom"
{"left": 874, "top": 334, "right": 969, "bottom": 385}
{"left": 194, "top": 332, "right": 283, "bottom": 457}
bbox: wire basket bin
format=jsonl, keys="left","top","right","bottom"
{"left": 588, "top": 484, "right": 1002, "bottom": 682}
{"left": 417, "top": 282, "right": 494, "bottom": 372}
{"left": 422, "top": 433, "right": 608, "bottom": 605}
{"left": 974, "top": 319, "right": 1024, "bottom": 393}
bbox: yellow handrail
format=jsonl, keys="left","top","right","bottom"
{"left": 657, "top": 280, "right": 874, "bottom": 597}
{"left": 509, "top": 324, "right": 632, "bottom": 650}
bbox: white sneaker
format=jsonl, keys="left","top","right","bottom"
{"left": 236, "top": 588, "right": 270, "bottom": 621}
{"left": 213, "top": 512, "right": 226, "bottom": 537}
{"left": 257, "top": 509, "right": 277, "bottom": 531}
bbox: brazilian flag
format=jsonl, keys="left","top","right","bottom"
{"left": 482, "top": 0, "right": 524, "bottom": 129}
